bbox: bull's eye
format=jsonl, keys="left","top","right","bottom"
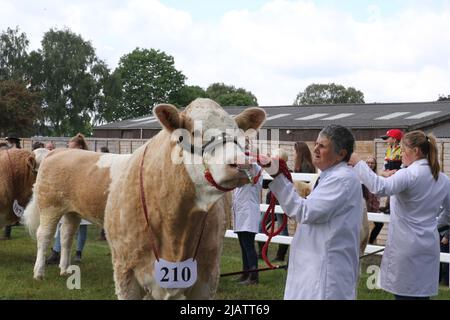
{"left": 178, "top": 136, "right": 183, "bottom": 143}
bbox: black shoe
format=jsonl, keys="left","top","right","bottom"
{"left": 46, "top": 249, "right": 60, "bottom": 265}
{"left": 73, "top": 251, "right": 82, "bottom": 264}
{"left": 235, "top": 273, "right": 249, "bottom": 283}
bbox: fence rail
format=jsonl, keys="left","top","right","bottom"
{"left": 225, "top": 210, "right": 450, "bottom": 264}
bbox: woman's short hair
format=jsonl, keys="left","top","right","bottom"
{"left": 319, "top": 125, "right": 355, "bottom": 162}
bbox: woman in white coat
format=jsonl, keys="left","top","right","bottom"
{"left": 349, "top": 130, "right": 450, "bottom": 299}
{"left": 268, "top": 125, "right": 363, "bottom": 299}
{"left": 232, "top": 163, "right": 263, "bottom": 285}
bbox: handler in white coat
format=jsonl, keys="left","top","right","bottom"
{"left": 233, "top": 163, "right": 263, "bottom": 285}
{"left": 349, "top": 130, "right": 450, "bottom": 299}
{"left": 268, "top": 125, "right": 363, "bottom": 299}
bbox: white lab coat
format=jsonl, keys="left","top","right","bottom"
{"left": 269, "top": 162, "right": 363, "bottom": 300}
{"left": 354, "top": 158, "right": 450, "bottom": 297}
{"left": 232, "top": 166, "right": 263, "bottom": 233}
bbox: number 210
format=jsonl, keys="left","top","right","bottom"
{"left": 160, "top": 266, "right": 191, "bottom": 282}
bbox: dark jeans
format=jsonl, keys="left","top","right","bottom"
{"left": 237, "top": 231, "right": 258, "bottom": 280}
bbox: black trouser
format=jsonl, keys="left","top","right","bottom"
{"left": 439, "top": 237, "right": 449, "bottom": 285}
{"left": 369, "top": 222, "right": 384, "bottom": 244}
{"left": 237, "top": 231, "right": 258, "bottom": 280}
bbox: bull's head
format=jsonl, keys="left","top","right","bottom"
{"left": 154, "top": 98, "right": 266, "bottom": 209}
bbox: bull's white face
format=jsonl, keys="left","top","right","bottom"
{"left": 154, "top": 98, "right": 266, "bottom": 211}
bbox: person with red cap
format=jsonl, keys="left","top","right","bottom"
{"left": 368, "top": 129, "right": 405, "bottom": 245}
{"left": 381, "top": 129, "right": 404, "bottom": 171}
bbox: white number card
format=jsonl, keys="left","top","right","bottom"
{"left": 13, "top": 200, "right": 24, "bottom": 218}
{"left": 155, "top": 258, "right": 197, "bottom": 288}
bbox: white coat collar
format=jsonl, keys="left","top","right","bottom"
{"left": 319, "top": 161, "right": 347, "bottom": 180}
{"left": 409, "top": 158, "right": 428, "bottom": 168}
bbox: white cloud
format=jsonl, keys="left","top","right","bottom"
{"left": 1, "top": 0, "right": 450, "bottom": 105}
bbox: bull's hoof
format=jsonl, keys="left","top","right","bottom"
{"left": 34, "top": 274, "right": 44, "bottom": 281}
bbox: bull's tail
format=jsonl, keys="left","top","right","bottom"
{"left": 23, "top": 192, "right": 40, "bottom": 238}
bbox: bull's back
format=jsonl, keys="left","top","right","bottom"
{"left": 36, "top": 149, "right": 128, "bottom": 223}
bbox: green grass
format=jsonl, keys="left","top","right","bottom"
{"left": 0, "top": 225, "right": 449, "bottom": 300}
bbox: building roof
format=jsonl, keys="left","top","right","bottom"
{"left": 94, "top": 101, "right": 450, "bottom": 132}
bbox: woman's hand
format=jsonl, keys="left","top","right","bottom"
{"left": 442, "top": 236, "right": 449, "bottom": 245}
{"left": 380, "top": 170, "right": 397, "bottom": 177}
{"left": 348, "top": 153, "right": 361, "bottom": 167}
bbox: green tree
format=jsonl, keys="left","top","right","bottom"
{"left": 0, "top": 26, "right": 30, "bottom": 82}
{"left": 0, "top": 80, "right": 40, "bottom": 137}
{"left": 294, "top": 83, "right": 365, "bottom": 105}
{"left": 30, "top": 28, "right": 111, "bottom": 136}
{"left": 169, "top": 85, "right": 207, "bottom": 108}
{"left": 206, "top": 83, "right": 258, "bottom": 106}
{"left": 115, "top": 48, "right": 186, "bottom": 119}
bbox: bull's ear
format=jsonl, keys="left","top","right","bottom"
{"left": 27, "top": 155, "right": 37, "bottom": 172}
{"left": 234, "top": 107, "right": 266, "bottom": 131}
{"left": 154, "top": 104, "right": 180, "bottom": 132}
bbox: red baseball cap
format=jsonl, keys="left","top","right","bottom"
{"left": 381, "top": 129, "right": 403, "bottom": 141}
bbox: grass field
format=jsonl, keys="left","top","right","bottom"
{"left": 0, "top": 225, "right": 448, "bottom": 300}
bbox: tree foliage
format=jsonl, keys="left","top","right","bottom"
{"left": 294, "top": 83, "right": 365, "bottom": 105}
{"left": 0, "top": 80, "right": 40, "bottom": 137}
{"left": 206, "top": 83, "right": 258, "bottom": 106}
{"left": 0, "top": 26, "right": 29, "bottom": 82}
{"left": 169, "top": 85, "right": 207, "bottom": 108}
{"left": 438, "top": 95, "right": 450, "bottom": 101}
{"left": 29, "top": 28, "right": 111, "bottom": 136}
{"left": 115, "top": 48, "right": 186, "bottom": 119}
{"left": 0, "top": 25, "right": 262, "bottom": 136}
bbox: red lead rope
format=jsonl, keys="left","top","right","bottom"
{"left": 248, "top": 153, "right": 293, "bottom": 269}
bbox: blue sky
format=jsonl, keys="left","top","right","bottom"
{"left": 159, "top": 0, "right": 446, "bottom": 21}
{"left": 1, "top": 0, "right": 450, "bottom": 105}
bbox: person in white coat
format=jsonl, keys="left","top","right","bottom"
{"left": 268, "top": 125, "right": 363, "bottom": 299}
{"left": 233, "top": 162, "right": 263, "bottom": 285}
{"left": 349, "top": 130, "right": 450, "bottom": 300}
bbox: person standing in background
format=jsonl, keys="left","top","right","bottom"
{"left": 363, "top": 155, "right": 382, "bottom": 244}
{"left": 47, "top": 133, "right": 90, "bottom": 264}
{"left": 233, "top": 138, "right": 262, "bottom": 285}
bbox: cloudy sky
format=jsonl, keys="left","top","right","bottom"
{"left": 1, "top": 0, "right": 450, "bottom": 105}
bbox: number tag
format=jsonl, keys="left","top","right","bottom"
{"left": 13, "top": 200, "right": 24, "bottom": 218}
{"left": 155, "top": 258, "right": 197, "bottom": 288}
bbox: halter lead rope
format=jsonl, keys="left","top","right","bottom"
{"left": 247, "top": 153, "right": 293, "bottom": 269}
